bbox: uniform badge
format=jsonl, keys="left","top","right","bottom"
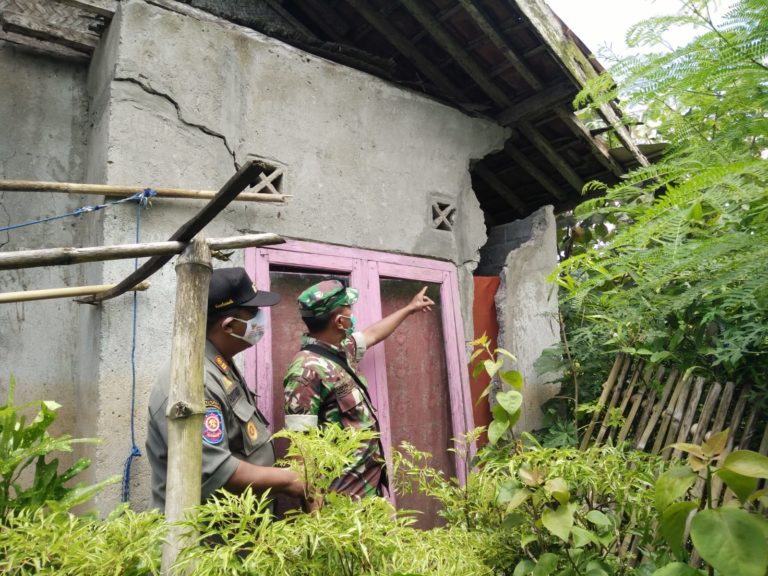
{"left": 246, "top": 420, "right": 259, "bottom": 443}
{"left": 202, "top": 409, "right": 224, "bottom": 445}
{"left": 214, "top": 356, "right": 229, "bottom": 374}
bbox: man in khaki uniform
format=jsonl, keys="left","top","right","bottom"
{"left": 147, "top": 267, "right": 305, "bottom": 511}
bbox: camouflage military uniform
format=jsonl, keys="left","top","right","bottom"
{"left": 283, "top": 280, "right": 386, "bottom": 498}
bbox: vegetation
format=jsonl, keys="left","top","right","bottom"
{"left": 543, "top": 0, "right": 768, "bottom": 435}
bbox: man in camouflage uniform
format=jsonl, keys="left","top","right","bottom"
{"left": 283, "top": 279, "right": 435, "bottom": 498}
{"left": 147, "top": 267, "right": 306, "bottom": 511}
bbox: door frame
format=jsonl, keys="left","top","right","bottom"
{"left": 244, "top": 240, "right": 474, "bottom": 484}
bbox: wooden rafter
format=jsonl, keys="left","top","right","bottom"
{"left": 458, "top": 0, "right": 543, "bottom": 91}
{"left": 555, "top": 107, "right": 625, "bottom": 178}
{"left": 473, "top": 162, "right": 527, "bottom": 216}
{"left": 518, "top": 120, "right": 583, "bottom": 192}
{"left": 345, "top": 0, "right": 466, "bottom": 100}
{"left": 399, "top": 0, "right": 512, "bottom": 107}
{"left": 502, "top": 141, "right": 568, "bottom": 201}
{"left": 52, "top": 0, "right": 115, "bottom": 18}
{"left": 496, "top": 81, "right": 573, "bottom": 125}
{"left": 1, "top": 9, "right": 98, "bottom": 52}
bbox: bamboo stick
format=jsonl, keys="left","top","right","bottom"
{"left": 670, "top": 376, "right": 705, "bottom": 460}
{"left": 594, "top": 356, "right": 634, "bottom": 445}
{"left": 0, "top": 233, "right": 284, "bottom": 270}
{"left": 579, "top": 354, "right": 624, "bottom": 450}
{"left": 631, "top": 366, "right": 665, "bottom": 446}
{"left": 636, "top": 368, "right": 677, "bottom": 451}
{"left": 161, "top": 237, "right": 211, "bottom": 575}
{"left": 0, "top": 178, "right": 288, "bottom": 203}
{"left": 0, "top": 281, "right": 149, "bottom": 304}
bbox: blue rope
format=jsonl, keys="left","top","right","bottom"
{"left": 121, "top": 189, "right": 155, "bottom": 503}
{"left": 0, "top": 188, "right": 157, "bottom": 233}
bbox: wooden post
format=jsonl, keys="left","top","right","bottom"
{"left": 161, "top": 237, "right": 212, "bottom": 575}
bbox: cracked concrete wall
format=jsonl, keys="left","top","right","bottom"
{"left": 494, "top": 206, "right": 561, "bottom": 431}
{"left": 75, "top": 0, "right": 508, "bottom": 513}
{"left": 0, "top": 42, "right": 90, "bottom": 452}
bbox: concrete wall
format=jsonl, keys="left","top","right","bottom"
{"left": 0, "top": 0, "right": 507, "bottom": 513}
{"left": 494, "top": 206, "right": 561, "bottom": 431}
{"left": 0, "top": 43, "right": 90, "bottom": 447}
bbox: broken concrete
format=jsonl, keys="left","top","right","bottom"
{"left": 494, "top": 206, "right": 561, "bottom": 431}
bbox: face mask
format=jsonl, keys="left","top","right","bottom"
{"left": 228, "top": 310, "right": 266, "bottom": 346}
{"left": 336, "top": 314, "right": 356, "bottom": 338}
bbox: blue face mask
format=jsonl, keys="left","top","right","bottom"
{"left": 336, "top": 314, "right": 356, "bottom": 337}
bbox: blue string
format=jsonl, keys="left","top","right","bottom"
{"left": 121, "top": 189, "right": 155, "bottom": 503}
{"left": 0, "top": 188, "right": 157, "bottom": 233}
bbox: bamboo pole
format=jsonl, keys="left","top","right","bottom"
{"left": 0, "top": 281, "right": 149, "bottom": 304}
{"left": 162, "top": 237, "right": 211, "bottom": 575}
{"left": 0, "top": 179, "right": 288, "bottom": 203}
{"left": 0, "top": 233, "right": 284, "bottom": 270}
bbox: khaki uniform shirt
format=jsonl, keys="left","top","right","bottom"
{"left": 146, "top": 340, "right": 274, "bottom": 511}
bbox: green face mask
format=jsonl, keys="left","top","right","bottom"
{"left": 336, "top": 314, "right": 356, "bottom": 337}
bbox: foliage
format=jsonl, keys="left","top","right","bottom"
{"left": 0, "top": 505, "right": 164, "bottom": 575}
{"left": 654, "top": 429, "right": 768, "bottom": 576}
{"left": 0, "top": 376, "right": 119, "bottom": 522}
{"left": 469, "top": 334, "right": 524, "bottom": 446}
{"left": 549, "top": 0, "right": 768, "bottom": 420}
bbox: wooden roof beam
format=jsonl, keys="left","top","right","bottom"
{"left": 517, "top": 120, "right": 583, "bottom": 192}
{"left": 53, "top": 0, "right": 116, "bottom": 18}
{"left": 503, "top": 141, "right": 568, "bottom": 201}
{"left": 399, "top": 0, "right": 512, "bottom": 108}
{"left": 473, "top": 162, "right": 527, "bottom": 216}
{"left": 465, "top": 17, "right": 528, "bottom": 51}
{"left": 515, "top": 0, "right": 649, "bottom": 167}
{"left": 458, "top": 0, "right": 542, "bottom": 91}
{"left": 555, "top": 107, "right": 625, "bottom": 178}
{"left": 1, "top": 9, "right": 98, "bottom": 53}
{"left": 406, "top": 4, "right": 465, "bottom": 46}
{"left": 345, "top": 0, "right": 465, "bottom": 100}
{"left": 496, "top": 81, "right": 573, "bottom": 125}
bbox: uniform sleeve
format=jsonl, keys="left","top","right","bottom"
{"left": 349, "top": 331, "right": 367, "bottom": 363}
{"left": 283, "top": 365, "right": 322, "bottom": 431}
{"left": 200, "top": 383, "right": 240, "bottom": 500}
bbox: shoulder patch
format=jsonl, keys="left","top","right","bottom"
{"left": 205, "top": 399, "right": 222, "bottom": 410}
{"left": 246, "top": 420, "right": 259, "bottom": 443}
{"left": 214, "top": 356, "right": 229, "bottom": 374}
{"left": 202, "top": 408, "right": 225, "bottom": 445}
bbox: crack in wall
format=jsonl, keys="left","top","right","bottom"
{"left": 113, "top": 76, "right": 238, "bottom": 171}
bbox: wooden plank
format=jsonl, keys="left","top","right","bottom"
{"left": 53, "top": 0, "right": 116, "bottom": 18}
{"left": 554, "top": 107, "right": 626, "bottom": 178}
{"left": 399, "top": 0, "right": 512, "bottom": 107}
{"left": 0, "top": 9, "right": 98, "bottom": 53}
{"left": 0, "top": 28, "right": 89, "bottom": 60}
{"left": 473, "top": 162, "right": 527, "bottom": 215}
{"left": 670, "top": 376, "right": 705, "bottom": 460}
{"left": 0, "top": 281, "right": 149, "bottom": 304}
{"left": 503, "top": 140, "right": 568, "bottom": 202}
{"left": 0, "top": 233, "right": 283, "bottom": 271}
{"left": 690, "top": 381, "right": 722, "bottom": 446}
{"left": 579, "top": 355, "right": 625, "bottom": 450}
{"left": 497, "top": 82, "right": 574, "bottom": 125}
{"left": 458, "top": 0, "right": 543, "bottom": 90}
{"left": 636, "top": 368, "right": 678, "bottom": 450}
{"left": 77, "top": 161, "right": 276, "bottom": 304}
{"left": 519, "top": 120, "right": 584, "bottom": 192}
{"left": 594, "top": 357, "right": 635, "bottom": 445}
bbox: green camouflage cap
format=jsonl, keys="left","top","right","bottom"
{"left": 298, "top": 280, "right": 358, "bottom": 318}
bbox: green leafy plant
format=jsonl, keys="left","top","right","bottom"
{"left": 654, "top": 429, "right": 768, "bottom": 576}
{"left": 470, "top": 334, "right": 524, "bottom": 446}
{"left": 0, "top": 376, "right": 118, "bottom": 521}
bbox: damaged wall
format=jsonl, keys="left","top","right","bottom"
{"left": 1, "top": 0, "right": 507, "bottom": 514}
{"left": 494, "top": 206, "right": 561, "bottom": 431}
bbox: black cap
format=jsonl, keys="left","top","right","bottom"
{"left": 208, "top": 267, "right": 280, "bottom": 315}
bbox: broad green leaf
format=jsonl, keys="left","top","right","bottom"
{"left": 506, "top": 487, "right": 531, "bottom": 511}
{"left": 659, "top": 501, "right": 698, "bottom": 559}
{"left": 513, "top": 560, "right": 535, "bottom": 576}
{"left": 715, "top": 468, "right": 758, "bottom": 503}
{"left": 651, "top": 563, "right": 704, "bottom": 576}
{"left": 701, "top": 429, "right": 729, "bottom": 457}
{"left": 544, "top": 477, "right": 570, "bottom": 505}
{"left": 721, "top": 450, "right": 768, "bottom": 479}
{"left": 496, "top": 479, "right": 519, "bottom": 504}
{"left": 655, "top": 466, "right": 697, "bottom": 512}
{"left": 520, "top": 532, "right": 537, "bottom": 547}
{"left": 690, "top": 508, "right": 768, "bottom": 576}
{"left": 496, "top": 390, "right": 523, "bottom": 417}
{"left": 469, "top": 348, "right": 484, "bottom": 363}
{"left": 532, "top": 553, "right": 559, "bottom": 576}
{"left": 542, "top": 502, "right": 576, "bottom": 542}
{"left": 484, "top": 359, "right": 503, "bottom": 378}
{"left": 499, "top": 370, "right": 523, "bottom": 390}
{"left": 503, "top": 512, "right": 527, "bottom": 529}
{"left": 488, "top": 419, "right": 509, "bottom": 445}
{"left": 471, "top": 362, "right": 486, "bottom": 380}
{"left": 519, "top": 466, "right": 544, "bottom": 487}
{"left": 494, "top": 348, "right": 517, "bottom": 363}
{"left": 571, "top": 525, "right": 600, "bottom": 548}
{"left": 492, "top": 403, "right": 510, "bottom": 423}
{"left": 585, "top": 509, "right": 612, "bottom": 529}
{"left": 665, "top": 443, "right": 704, "bottom": 458}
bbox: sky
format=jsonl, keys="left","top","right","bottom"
{"left": 544, "top": 0, "right": 729, "bottom": 62}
